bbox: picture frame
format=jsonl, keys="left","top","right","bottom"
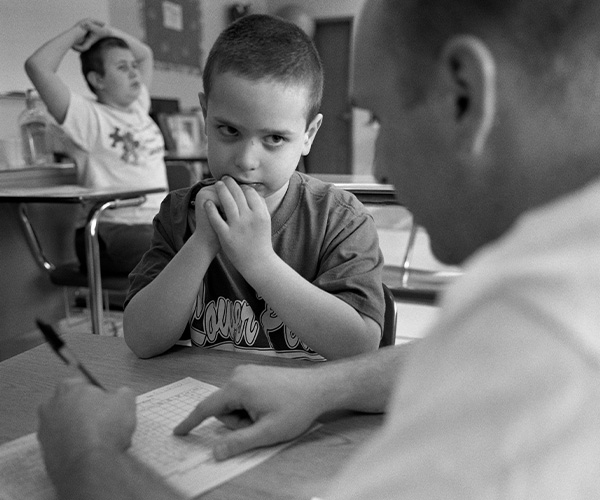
{"left": 158, "top": 112, "right": 206, "bottom": 157}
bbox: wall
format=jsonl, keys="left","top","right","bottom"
{"left": 0, "top": 0, "right": 268, "bottom": 120}
{"left": 109, "top": 0, "right": 268, "bottom": 110}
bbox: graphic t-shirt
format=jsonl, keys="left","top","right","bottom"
{"left": 62, "top": 85, "right": 168, "bottom": 225}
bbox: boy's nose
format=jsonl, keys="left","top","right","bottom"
{"left": 234, "top": 141, "right": 260, "bottom": 171}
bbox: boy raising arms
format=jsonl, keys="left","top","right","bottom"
{"left": 25, "top": 19, "right": 168, "bottom": 275}
{"left": 124, "top": 14, "right": 384, "bottom": 361}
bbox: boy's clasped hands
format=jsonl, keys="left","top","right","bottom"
{"left": 194, "top": 175, "right": 274, "bottom": 274}
{"left": 71, "top": 19, "right": 110, "bottom": 53}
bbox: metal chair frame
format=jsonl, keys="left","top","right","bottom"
{"left": 18, "top": 197, "right": 146, "bottom": 335}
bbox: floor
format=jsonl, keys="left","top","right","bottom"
{"left": 0, "top": 205, "right": 457, "bottom": 361}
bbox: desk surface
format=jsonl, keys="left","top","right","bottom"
{"left": 312, "top": 174, "right": 397, "bottom": 204}
{"left": 0, "top": 334, "right": 382, "bottom": 499}
{"left": 0, "top": 185, "right": 166, "bottom": 204}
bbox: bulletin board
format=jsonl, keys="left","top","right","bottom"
{"left": 141, "top": 0, "right": 202, "bottom": 75}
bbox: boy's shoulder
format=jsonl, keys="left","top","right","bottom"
{"left": 294, "top": 171, "right": 369, "bottom": 210}
{"left": 164, "top": 179, "right": 207, "bottom": 211}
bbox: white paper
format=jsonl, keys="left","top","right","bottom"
{"left": 0, "top": 378, "right": 313, "bottom": 499}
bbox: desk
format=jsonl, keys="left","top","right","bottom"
{"left": 0, "top": 334, "right": 383, "bottom": 499}
{"left": 311, "top": 173, "right": 397, "bottom": 205}
{"left": 0, "top": 185, "right": 166, "bottom": 336}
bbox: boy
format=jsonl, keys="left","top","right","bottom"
{"left": 124, "top": 14, "right": 384, "bottom": 361}
{"left": 25, "top": 19, "right": 168, "bottom": 275}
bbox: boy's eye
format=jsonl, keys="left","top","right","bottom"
{"left": 266, "top": 135, "right": 286, "bottom": 146}
{"left": 218, "top": 125, "right": 238, "bottom": 137}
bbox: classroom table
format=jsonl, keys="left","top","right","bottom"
{"left": 0, "top": 185, "right": 166, "bottom": 335}
{"left": 0, "top": 333, "right": 385, "bottom": 499}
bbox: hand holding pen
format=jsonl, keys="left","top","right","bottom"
{"left": 36, "top": 319, "right": 106, "bottom": 390}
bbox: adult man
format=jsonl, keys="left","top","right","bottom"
{"left": 38, "top": 0, "right": 600, "bottom": 498}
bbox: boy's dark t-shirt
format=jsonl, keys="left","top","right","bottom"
{"left": 127, "top": 172, "right": 385, "bottom": 361}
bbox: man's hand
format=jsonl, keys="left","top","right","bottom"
{"left": 173, "top": 364, "right": 323, "bottom": 460}
{"left": 204, "top": 176, "right": 274, "bottom": 274}
{"left": 38, "top": 378, "right": 136, "bottom": 481}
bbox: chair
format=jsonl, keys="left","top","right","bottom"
{"left": 166, "top": 161, "right": 196, "bottom": 190}
{"left": 383, "top": 220, "right": 462, "bottom": 305}
{"left": 380, "top": 283, "right": 398, "bottom": 347}
{"left": 17, "top": 197, "right": 146, "bottom": 335}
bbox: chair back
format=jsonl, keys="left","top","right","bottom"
{"left": 380, "top": 283, "right": 397, "bottom": 347}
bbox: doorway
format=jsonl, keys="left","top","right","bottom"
{"left": 304, "top": 17, "right": 353, "bottom": 175}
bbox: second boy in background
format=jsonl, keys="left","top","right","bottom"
{"left": 25, "top": 19, "right": 168, "bottom": 276}
{"left": 124, "top": 14, "right": 385, "bottom": 361}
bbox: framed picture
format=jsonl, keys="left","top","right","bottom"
{"left": 158, "top": 112, "right": 206, "bottom": 157}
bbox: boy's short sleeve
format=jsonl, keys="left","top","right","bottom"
{"left": 274, "top": 174, "right": 386, "bottom": 332}
{"left": 125, "top": 186, "right": 193, "bottom": 307}
{"left": 313, "top": 207, "right": 385, "bottom": 329}
{"left": 62, "top": 91, "right": 100, "bottom": 151}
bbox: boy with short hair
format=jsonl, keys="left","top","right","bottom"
{"left": 25, "top": 19, "right": 168, "bottom": 275}
{"left": 124, "top": 14, "right": 385, "bottom": 361}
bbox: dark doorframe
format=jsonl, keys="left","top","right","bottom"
{"left": 304, "top": 17, "right": 353, "bottom": 175}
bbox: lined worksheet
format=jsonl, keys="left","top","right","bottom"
{"left": 0, "top": 378, "right": 311, "bottom": 499}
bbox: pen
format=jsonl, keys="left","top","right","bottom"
{"left": 36, "top": 319, "right": 106, "bottom": 391}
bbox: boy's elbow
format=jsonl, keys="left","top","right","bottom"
{"left": 123, "top": 314, "right": 161, "bottom": 359}
{"left": 360, "top": 316, "right": 384, "bottom": 353}
{"left": 356, "top": 332, "right": 381, "bottom": 356}
{"left": 24, "top": 56, "right": 44, "bottom": 84}
{"left": 124, "top": 333, "right": 160, "bottom": 359}
{"left": 325, "top": 328, "right": 380, "bottom": 361}
{"left": 24, "top": 57, "right": 35, "bottom": 78}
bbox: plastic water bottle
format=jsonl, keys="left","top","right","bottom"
{"left": 19, "top": 89, "right": 53, "bottom": 166}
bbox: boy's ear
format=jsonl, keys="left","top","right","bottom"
{"left": 198, "top": 92, "right": 208, "bottom": 119}
{"left": 86, "top": 71, "right": 104, "bottom": 92}
{"left": 438, "top": 35, "right": 497, "bottom": 156}
{"left": 302, "top": 113, "right": 323, "bottom": 156}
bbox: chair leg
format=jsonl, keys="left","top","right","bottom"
{"left": 400, "top": 220, "right": 418, "bottom": 287}
{"left": 62, "top": 287, "right": 71, "bottom": 320}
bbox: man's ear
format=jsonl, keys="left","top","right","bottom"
{"left": 439, "top": 35, "right": 497, "bottom": 156}
{"left": 302, "top": 113, "right": 323, "bottom": 156}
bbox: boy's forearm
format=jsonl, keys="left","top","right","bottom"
{"left": 25, "top": 24, "right": 85, "bottom": 77}
{"left": 105, "top": 26, "right": 153, "bottom": 83}
{"left": 123, "top": 236, "right": 216, "bottom": 358}
{"left": 106, "top": 26, "right": 152, "bottom": 62}
{"left": 242, "top": 253, "right": 380, "bottom": 359}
